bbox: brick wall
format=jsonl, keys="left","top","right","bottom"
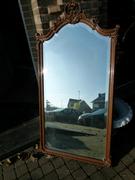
{"left": 18, "top": 0, "right": 108, "bottom": 72}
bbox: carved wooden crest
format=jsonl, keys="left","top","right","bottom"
{"left": 65, "top": 2, "right": 81, "bottom": 15}
{"left": 64, "top": 1, "right": 82, "bottom": 23}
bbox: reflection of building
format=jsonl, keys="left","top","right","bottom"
{"left": 68, "top": 98, "right": 91, "bottom": 113}
{"left": 92, "top": 93, "right": 105, "bottom": 111}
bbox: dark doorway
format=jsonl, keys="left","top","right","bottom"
{"left": 108, "top": 0, "right": 135, "bottom": 165}
{"left": 0, "top": 1, "right": 38, "bottom": 132}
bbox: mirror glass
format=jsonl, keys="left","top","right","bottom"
{"left": 43, "top": 22, "right": 111, "bottom": 160}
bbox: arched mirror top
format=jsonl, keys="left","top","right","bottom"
{"left": 36, "top": 2, "right": 119, "bottom": 42}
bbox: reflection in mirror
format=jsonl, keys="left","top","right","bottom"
{"left": 43, "top": 23, "right": 111, "bottom": 160}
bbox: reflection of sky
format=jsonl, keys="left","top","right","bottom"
{"left": 43, "top": 23, "right": 110, "bottom": 108}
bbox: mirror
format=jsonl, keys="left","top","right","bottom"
{"left": 37, "top": 2, "right": 119, "bottom": 166}
{"left": 44, "top": 23, "right": 110, "bottom": 159}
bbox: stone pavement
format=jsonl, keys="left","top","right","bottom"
{"left": 1, "top": 145, "right": 135, "bottom": 180}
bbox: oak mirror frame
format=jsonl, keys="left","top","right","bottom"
{"left": 36, "top": 2, "right": 119, "bottom": 166}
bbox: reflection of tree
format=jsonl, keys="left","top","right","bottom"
{"left": 46, "top": 100, "right": 58, "bottom": 111}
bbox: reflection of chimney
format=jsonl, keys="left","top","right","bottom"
{"left": 98, "top": 93, "right": 105, "bottom": 98}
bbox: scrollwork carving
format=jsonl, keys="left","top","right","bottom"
{"left": 65, "top": 2, "right": 81, "bottom": 15}
{"left": 64, "top": 2, "right": 85, "bottom": 24}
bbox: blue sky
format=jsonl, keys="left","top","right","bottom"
{"left": 43, "top": 23, "right": 111, "bottom": 108}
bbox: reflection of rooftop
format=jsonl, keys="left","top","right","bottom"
{"left": 91, "top": 93, "right": 105, "bottom": 103}
{"left": 68, "top": 98, "right": 91, "bottom": 113}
